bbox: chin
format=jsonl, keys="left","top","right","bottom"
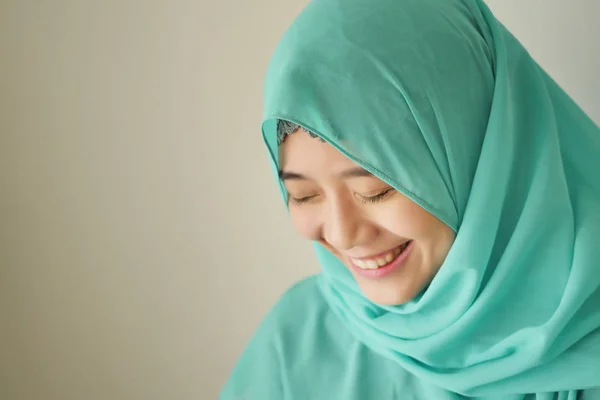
{"left": 360, "top": 284, "right": 420, "bottom": 306}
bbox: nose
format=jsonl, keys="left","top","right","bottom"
{"left": 323, "top": 195, "right": 374, "bottom": 251}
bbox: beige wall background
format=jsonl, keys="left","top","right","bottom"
{"left": 1, "top": 1, "right": 598, "bottom": 399}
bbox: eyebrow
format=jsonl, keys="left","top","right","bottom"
{"left": 278, "top": 167, "right": 373, "bottom": 181}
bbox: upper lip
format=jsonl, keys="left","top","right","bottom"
{"left": 346, "top": 241, "right": 411, "bottom": 261}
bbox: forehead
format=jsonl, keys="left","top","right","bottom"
{"left": 279, "top": 131, "right": 357, "bottom": 173}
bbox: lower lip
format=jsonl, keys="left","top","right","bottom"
{"left": 349, "top": 241, "right": 413, "bottom": 279}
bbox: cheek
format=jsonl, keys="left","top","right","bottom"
{"left": 378, "top": 199, "right": 444, "bottom": 239}
{"left": 376, "top": 204, "right": 427, "bottom": 236}
{"left": 290, "top": 209, "right": 321, "bottom": 240}
{"left": 393, "top": 204, "right": 456, "bottom": 258}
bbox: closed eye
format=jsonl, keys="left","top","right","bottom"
{"left": 289, "top": 194, "right": 318, "bottom": 205}
{"left": 289, "top": 188, "right": 395, "bottom": 206}
{"left": 359, "top": 188, "right": 395, "bottom": 204}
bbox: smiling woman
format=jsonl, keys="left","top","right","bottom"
{"left": 279, "top": 129, "right": 455, "bottom": 306}
{"left": 220, "top": 0, "right": 600, "bottom": 398}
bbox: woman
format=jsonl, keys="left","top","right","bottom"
{"left": 221, "top": 0, "right": 600, "bottom": 398}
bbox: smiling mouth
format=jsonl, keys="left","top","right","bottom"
{"left": 349, "top": 241, "right": 411, "bottom": 270}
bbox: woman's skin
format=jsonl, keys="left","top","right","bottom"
{"left": 279, "top": 129, "right": 456, "bottom": 305}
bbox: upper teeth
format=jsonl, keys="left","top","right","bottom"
{"left": 350, "top": 244, "right": 407, "bottom": 270}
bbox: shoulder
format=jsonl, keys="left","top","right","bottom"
{"left": 219, "top": 275, "right": 335, "bottom": 399}
{"left": 220, "top": 276, "right": 415, "bottom": 399}
{"left": 278, "top": 273, "right": 323, "bottom": 304}
{"left": 267, "top": 274, "right": 326, "bottom": 321}
{"left": 247, "top": 275, "right": 336, "bottom": 351}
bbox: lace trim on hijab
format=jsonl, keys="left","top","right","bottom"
{"left": 276, "top": 119, "right": 324, "bottom": 145}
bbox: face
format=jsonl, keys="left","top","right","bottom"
{"left": 279, "top": 131, "right": 455, "bottom": 305}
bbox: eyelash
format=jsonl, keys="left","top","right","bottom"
{"left": 290, "top": 188, "right": 395, "bottom": 205}
{"left": 289, "top": 195, "right": 316, "bottom": 205}
{"left": 359, "top": 188, "right": 395, "bottom": 204}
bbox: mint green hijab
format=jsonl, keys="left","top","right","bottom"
{"left": 250, "top": 0, "right": 600, "bottom": 397}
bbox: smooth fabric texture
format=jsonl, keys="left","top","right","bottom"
{"left": 223, "top": 0, "right": 600, "bottom": 398}
{"left": 220, "top": 276, "right": 599, "bottom": 399}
